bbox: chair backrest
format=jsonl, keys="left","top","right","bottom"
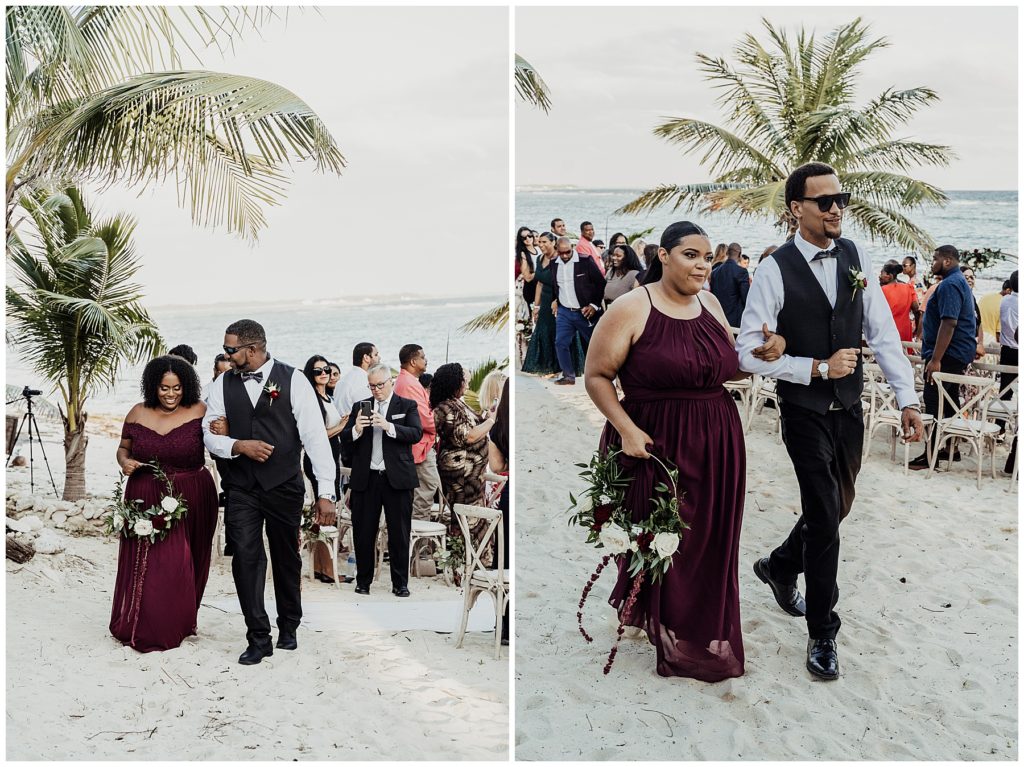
{"left": 931, "top": 373, "right": 997, "bottom": 426}
{"left": 453, "top": 503, "right": 505, "bottom": 579}
{"left": 902, "top": 340, "right": 922, "bottom": 353}
{"left": 863, "top": 363, "right": 898, "bottom": 412}
{"left": 339, "top": 466, "right": 352, "bottom": 478}
{"left": 970, "top": 362, "right": 1019, "bottom": 400}
{"left": 482, "top": 471, "right": 508, "bottom": 510}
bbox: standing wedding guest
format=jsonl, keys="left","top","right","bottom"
{"left": 550, "top": 217, "right": 568, "bottom": 238}
{"left": 516, "top": 226, "right": 540, "bottom": 307}
{"left": 523, "top": 232, "right": 585, "bottom": 377}
{"left": 959, "top": 266, "right": 987, "bottom": 360}
{"left": 111, "top": 355, "right": 218, "bottom": 652}
{"left": 326, "top": 362, "right": 341, "bottom": 401}
{"left": 586, "top": 221, "right": 780, "bottom": 681}
{"left": 431, "top": 363, "right": 493, "bottom": 508}
{"left": 478, "top": 368, "right": 508, "bottom": 417}
{"left": 641, "top": 244, "right": 659, "bottom": 283}
{"left": 603, "top": 244, "right": 643, "bottom": 307}
{"left": 487, "top": 377, "right": 511, "bottom": 646}
{"left": 340, "top": 363, "right": 422, "bottom": 597}
{"left": 203, "top": 319, "right": 336, "bottom": 664}
{"left": 979, "top": 280, "right": 1012, "bottom": 344}
{"left": 998, "top": 270, "right": 1018, "bottom": 417}
{"left": 709, "top": 242, "right": 750, "bottom": 328}
{"left": 335, "top": 342, "right": 380, "bottom": 419}
{"left": 168, "top": 344, "right": 199, "bottom": 366}
{"left": 203, "top": 353, "right": 233, "bottom": 403}
{"left": 608, "top": 232, "right": 628, "bottom": 250}
{"left": 903, "top": 255, "right": 924, "bottom": 291}
{"left": 879, "top": 262, "right": 921, "bottom": 342}
{"left": 551, "top": 236, "right": 605, "bottom": 386}
{"left": 758, "top": 245, "right": 778, "bottom": 265}
{"left": 737, "top": 162, "right": 923, "bottom": 680}
{"left": 394, "top": 344, "right": 442, "bottom": 522}
{"left": 301, "top": 355, "right": 345, "bottom": 583}
{"left": 576, "top": 221, "right": 606, "bottom": 274}
{"left": 630, "top": 237, "right": 647, "bottom": 265}
{"left": 419, "top": 372, "right": 433, "bottom": 394}
{"left": 908, "top": 247, "right": 977, "bottom": 469}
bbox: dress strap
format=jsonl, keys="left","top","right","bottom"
{"left": 642, "top": 285, "right": 653, "bottom": 305}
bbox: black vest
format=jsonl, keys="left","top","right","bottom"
{"left": 220, "top": 360, "right": 304, "bottom": 494}
{"left": 774, "top": 237, "right": 864, "bottom": 414}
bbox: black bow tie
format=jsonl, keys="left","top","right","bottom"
{"left": 240, "top": 371, "right": 263, "bottom": 383}
{"left": 811, "top": 250, "right": 834, "bottom": 262}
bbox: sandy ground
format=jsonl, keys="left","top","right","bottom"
{"left": 6, "top": 416, "right": 508, "bottom": 761}
{"left": 514, "top": 371, "right": 1017, "bottom": 761}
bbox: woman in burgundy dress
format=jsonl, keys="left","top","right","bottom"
{"left": 585, "top": 221, "right": 784, "bottom": 681}
{"left": 110, "top": 355, "right": 218, "bottom": 652}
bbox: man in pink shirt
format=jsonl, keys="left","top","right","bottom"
{"left": 575, "top": 220, "right": 606, "bottom": 274}
{"left": 393, "top": 344, "right": 441, "bottom": 521}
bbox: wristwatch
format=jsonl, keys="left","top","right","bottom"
{"left": 817, "top": 361, "right": 830, "bottom": 380}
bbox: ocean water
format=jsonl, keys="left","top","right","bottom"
{"left": 516, "top": 189, "right": 1018, "bottom": 280}
{"left": 6, "top": 294, "right": 509, "bottom": 418}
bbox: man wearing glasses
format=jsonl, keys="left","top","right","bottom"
{"left": 551, "top": 235, "right": 605, "bottom": 385}
{"left": 736, "top": 162, "right": 924, "bottom": 681}
{"left": 340, "top": 363, "right": 423, "bottom": 597}
{"left": 203, "top": 319, "right": 337, "bottom": 665}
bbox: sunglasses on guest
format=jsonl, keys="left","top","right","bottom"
{"left": 222, "top": 343, "right": 254, "bottom": 355}
{"left": 798, "top": 193, "right": 851, "bottom": 213}
{"left": 312, "top": 367, "right": 329, "bottom": 376}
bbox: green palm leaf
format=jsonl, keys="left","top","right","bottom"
{"left": 515, "top": 54, "right": 551, "bottom": 113}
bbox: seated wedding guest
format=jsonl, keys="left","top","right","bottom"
{"left": 487, "top": 377, "right": 510, "bottom": 646}
{"left": 394, "top": 344, "right": 442, "bottom": 522}
{"left": 604, "top": 244, "right": 643, "bottom": 307}
{"left": 340, "top": 363, "right": 422, "bottom": 597}
{"left": 302, "top": 355, "right": 345, "bottom": 583}
{"left": 879, "top": 262, "right": 921, "bottom": 342}
{"left": 111, "top": 355, "right": 218, "bottom": 652}
{"left": 959, "top": 266, "right": 987, "bottom": 360}
{"left": 335, "top": 342, "right": 380, "bottom": 418}
{"left": 168, "top": 344, "right": 198, "bottom": 366}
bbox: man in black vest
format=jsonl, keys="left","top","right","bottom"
{"left": 203, "top": 319, "right": 337, "bottom": 665}
{"left": 340, "top": 363, "right": 422, "bottom": 596}
{"left": 737, "top": 163, "right": 924, "bottom": 680}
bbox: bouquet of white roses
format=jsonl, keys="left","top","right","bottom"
{"left": 104, "top": 462, "right": 188, "bottom": 544}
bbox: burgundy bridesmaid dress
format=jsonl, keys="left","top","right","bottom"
{"left": 109, "top": 418, "right": 218, "bottom": 652}
{"left": 600, "top": 291, "right": 746, "bottom": 681}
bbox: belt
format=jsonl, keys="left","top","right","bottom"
{"left": 371, "top": 468, "right": 387, "bottom": 476}
{"left": 559, "top": 304, "right": 582, "bottom": 312}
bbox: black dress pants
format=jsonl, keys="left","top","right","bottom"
{"left": 769, "top": 401, "right": 864, "bottom": 640}
{"left": 350, "top": 470, "right": 412, "bottom": 590}
{"left": 225, "top": 483, "right": 304, "bottom": 646}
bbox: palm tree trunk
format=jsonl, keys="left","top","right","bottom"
{"left": 62, "top": 412, "right": 88, "bottom": 501}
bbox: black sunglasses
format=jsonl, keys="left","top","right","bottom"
{"left": 799, "top": 193, "right": 851, "bottom": 213}
{"left": 222, "top": 344, "right": 253, "bottom": 355}
{"left": 311, "top": 366, "right": 329, "bottom": 376}
{"left": 556, "top": 249, "right": 573, "bottom": 256}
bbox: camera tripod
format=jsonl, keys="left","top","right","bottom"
{"left": 6, "top": 387, "right": 59, "bottom": 498}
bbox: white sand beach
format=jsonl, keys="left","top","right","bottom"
{"left": 6, "top": 416, "right": 508, "bottom": 761}
{"left": 514, "top": 371, "right": 1017, "bottom": 761}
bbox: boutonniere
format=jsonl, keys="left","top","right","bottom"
{"left": 263, "top": 381, "right": 281, "bottom": 406}
{"left": 848, "top": 267, "right": 868, "bottom": 294}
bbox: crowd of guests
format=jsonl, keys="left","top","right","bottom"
{"left": 110, "top": 327, "right": 511, "bottom": 658}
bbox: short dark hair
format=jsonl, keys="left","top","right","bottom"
{"left": 418, "top": 372, "right": 433, "bottom": 390}
{"left": 141, "top": 355, "right": 202, "bottom": 409}
{"left": 429, "top": 362, "right": 464, "bottom": 409}
{"left": 959, "top": 265, "right": 974, "bottom": 275}
{"left": 167, "top": 344, "right": 198, "bottom": 365}
{"left": 903, "top": 255, "right": 917, "bottom": 266}
{"left": 550, "top": 217, "right": 563, "bottom": 229}
{"left": 399, "top": 344, "right": 424, "bottom": 366}
{"left": 352, "top": 342, "right": 375, "bottom": 367}
{"left": 580, "top": 221, "right": 593, "bottom": 230}
{"left": 784, "top": 162, "right": 838, "bottom": 211}
{"left": 225, "top": 319, "right": 266, "bottom": 346}
{"left": 883, "top": 262, "right": 904, "bottom": 279}
{"left": 1003, "top": 279, "right": 1013, "bottom": 292}
{"left": 1011, "top": 270, "right": 1019, "bottom": 293}
{"left": 727, "top": 242, "right": 742, "bottom": 257}
{"left": 934, "top": 245, "right": 960, "bottom": 261}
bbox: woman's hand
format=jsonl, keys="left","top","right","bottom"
{"left": 620, "top": 424, "right": 654, "bottom": 459}
{"left": 753, "top": 323, "right": 786, "bottom": 362}
{"left": 209, "top": 416, "right": 229, "bottom": 436}
{"left": 121, "top": 458, "right": 144, "bottom": 476}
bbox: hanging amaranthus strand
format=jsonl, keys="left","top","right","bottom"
{"left": 578, "top": 554, "right": 613, "bottom": 642}
{"left": 604, "top": 570, "right": 644, "bottom": 675}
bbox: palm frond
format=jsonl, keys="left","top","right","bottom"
{"left": 515, "top": 54, "right": 551, "bottom": 113}
{"left": 460, "top": 301, "right": 509, "bottom": 334}
{"left": 845, "top": 200, "right": 936, "bottom": 253}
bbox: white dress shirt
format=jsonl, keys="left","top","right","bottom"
{"left": 736, "top": 230, "right": 919, "bottom": 409}
{"left": 999, "top": 292, "right": 1018, "bottom": 348}
{"left": 334, "top": 366, "right": 369, "bottom": 418}
{"left": 202, "top": 356, "right": 337, "bottom": 496}
{"left": 555, "top": 252, "right": 582, "bottom": 309}
{"left": 354, "top": 394, "right": 398, "bottom": 471}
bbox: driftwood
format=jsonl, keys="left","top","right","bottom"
{"left": 6, "top": 534, "right": 35, "bottom": 563}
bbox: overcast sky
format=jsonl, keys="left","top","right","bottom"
{"left": 87, "top": 7, "right": 508, "bottom": 306}
{"left": 517, "top": 6, "right": 1017, "bottom": 190}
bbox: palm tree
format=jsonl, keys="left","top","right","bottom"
{"left": 6, "top": 6, "right": 345, "bottom": 243}
{"left": 6, "top": 187, "right": 164, "bottom": 500}
{"left": 619, "top": 18, "right": 954, "bottom": 252}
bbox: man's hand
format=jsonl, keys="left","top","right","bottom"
{"left": 209, "top": 416, "right": 229, "bottom": 436}
{"left": 901, "top": 407, "right": 925, "bottom": 443}
{"left": 232, "top": 439, "right": 274, "bottom": 462}
{"left": 975, "top": 342, "right": 987, "bottom": 360}
{"left": 924, "top": 356, "right": 941, "bottom": 385}
{"left": 826, "top": 348, "right": 861, "bottom": 379}
{"left": 314, "top": 497, "right": 336, "bottom": 526}
{"left": 370, "top": 410, "right": 388, "bottom": 430}
{"left": 581, "top": 305, "right": 596, "bottom": 320}
{"left": 752, "top": 322, "right": 787, "bottom": 362}
{"left": 352, "top": 413, "right": 372, "bottom": 437}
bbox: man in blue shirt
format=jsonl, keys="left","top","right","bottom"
{"left": 910, "top": 245, "right": 978, "bottom": 469}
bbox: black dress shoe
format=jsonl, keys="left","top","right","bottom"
{"left": 276, "top": 631, "right": 297, "bottom": 651}
{"left": 392, "top": 586, "right": 411, "bottom": 597}
{"left": 908, "top": 453, "right": 931, "bottom": 470}
{"left": 314, "top": 572, "right": 336, "bottom": 584}
{"left": 753, "top": 558, "right": 806, "bottom": 617}
{"left": 806, "top": 638, "right": 840, "bottom": 680}
{"left": 238, "top": 643, "right": 273, "bottom": 665}
{"left": 354, "top": 585, "right": 370, "bottom": 595}
{"left": 554, "top": 377, "right": 576, "bottom": 386}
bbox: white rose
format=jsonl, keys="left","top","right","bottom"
{"left": 111, "top": 512, "right": 123, "bottom": 530}
{"left": 653, "top": 532, "right": 679, "bottom": 560}
{"left": 629, "top": 540, "right": 639, "bottom": 552}
{"left": 133, "top": 519, "right": 154, "bottom": 537}
{"left": 515, "top": 322, "right": 525, "bottom": 332}
{"left": 598, "top": 523, "right": 630, "bottom": 555}
{"left": 160, "top": 496, "right": 179, "bottom": 513}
